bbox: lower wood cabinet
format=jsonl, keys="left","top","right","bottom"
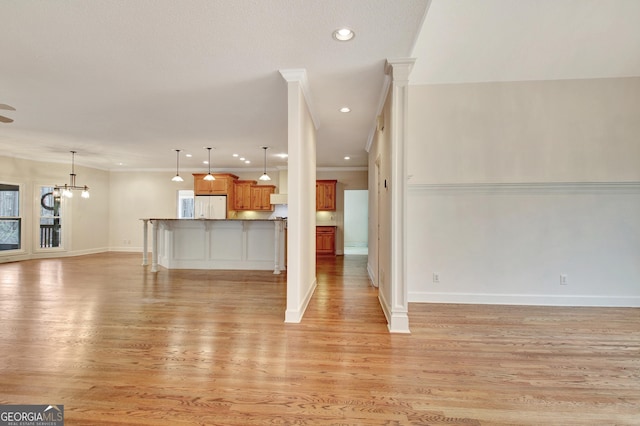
{"left": 316, "top": 226, "right": 336, "bottom": 255}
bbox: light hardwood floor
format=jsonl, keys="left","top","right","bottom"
{"left": 0, "top": 253, "right": 638, "bottom": 425}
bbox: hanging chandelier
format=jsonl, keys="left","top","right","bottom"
{"left": 171, "top": 149, "right": 184, "bottom": 182}
{"left": 53, "top": 151, "right": 90, "bottom": 199}
{"left": 259, "top": 146, "right": 271, "bottom": 181}
{"left": 203, "top": 147, "right": 215, "bottom": 181}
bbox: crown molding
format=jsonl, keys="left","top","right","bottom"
{"left": 279, "top": 68, "right": 320, "bottom": 130}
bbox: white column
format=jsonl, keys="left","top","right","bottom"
{"left": 280, "top": 69, "right": 319, "bottom": 323}
{"left": 203, "top": 220, "right": 212, "bottom": 260}
{"left": 386, "top": 58, "right": 415, "bottom": 333}
{"left": 141, "top": 219, "right": 149, "bottom": 266}
{"left": 151, "top": 220, "right": 159, "bottom": 273}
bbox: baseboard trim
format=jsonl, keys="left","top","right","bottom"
{"left": 409, "top": 292, "right": 640, "bottom": 307}
{"left": 378, "top": 290, "right": 410, "bottom": 333}
{"left": 109, "top": 247, "right": 143, "bottom": 253}
{"left": 367, "top": 262, "right": 377, "bottom": 287}
{"left": 378, "top": 291, "right": 391, "bottom": 325}
{"left": 285, "top": 278, "right": 318, "bottom": 323}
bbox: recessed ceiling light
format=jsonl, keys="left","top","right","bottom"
{"left": 340, "top": 107, "right": 351, "bottom": 113}
{"left": 203, "top": 161, "right": 209, "bottom": 165}
{"left": 240, "top": 157, "right": 245, "bottom": 161}
{"left": 245, "top": 160, "right": 250, "bottom": 164}
{"left": 344, "top": 156, "right": 350, "bottom": 160}
{"left": 333, "top": 28, "right": 355, "bottom": 41}
{"left": 185, "top": 153, "right": 192, "bottom": 158}
{"left": 277, "top": 153, "right": 288, "bottom": 159}
{"left": 232, "top": 154, "right": 239, "bottom": 157}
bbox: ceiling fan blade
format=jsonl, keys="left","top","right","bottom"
{"left": 0, "top": 104, "right": 16, "bottom": 111}
{"left": 0, "top": 115, "right": 14, "bottom": 123}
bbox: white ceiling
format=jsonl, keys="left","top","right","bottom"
{"left": 411, "top": 0, "right": 640, "bottom": 84}
{"left": 0, "top": 0, "right": 428, "bottom": 171}
{"left": 1, "top": 0, "right": 639, "bottom": 173}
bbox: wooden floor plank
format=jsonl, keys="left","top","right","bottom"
{"left": 0, "top": 252, "right": 638, "bottom": 425}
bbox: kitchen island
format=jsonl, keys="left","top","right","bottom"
{"left": 141, "top": 218, "right": 285, "bottom": 273}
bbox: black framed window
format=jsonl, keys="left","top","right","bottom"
{"left": 0, "top": 184, "right": 21, "bottom": 251}
{"left": 39, "top": 186, "right": 63, "bottom": 248}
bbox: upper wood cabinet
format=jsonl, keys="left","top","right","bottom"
{"left": 233, "top": 180, "right": 255, "bottom": 210}
{"left": 251, "top": 185, "right": 275, "bottom": 211}
{"left": 316, "top": 180, "right": 337, "bottom": 211}
{"left": 193, "top": 173, "right": 238, "bottom": 196}
{"left": 233, "top": 181, "right": 275, "bottom": 211}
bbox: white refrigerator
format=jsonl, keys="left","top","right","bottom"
{"left": 194, "top": 195, "right": 227, "bottom": 219}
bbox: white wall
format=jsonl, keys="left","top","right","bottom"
{"left": 344, "top": 190, "right": 368, "bottom": 248}
{"left": 407, "top": 77, "right": 640, "bottom": 306}
{"left": 0, "top": 155, "right": 110, "bottom": 261}
{"left": 408, "top": 77, "right": 640, "bottom": 183}
{"left": 109, "top": 170, "right": 190, "bottom": 251}
{"left": 316, "top": 169, "right": 368, "bottom": 190}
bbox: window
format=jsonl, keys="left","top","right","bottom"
{"left": 178, "top": 190, "right": 194, "bottom": 219}
{"left": 0, "top": 184, "right": 21, "bottom": 251}
{"left": 39, "top": 186, "right": 62, "bottom": 248}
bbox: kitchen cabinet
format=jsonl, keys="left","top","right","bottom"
{"left": 233, "top": 181, "right": 275, "bottom": 211}
{"left": 233, "top": 180, "right": 255, "bottom": 210}
{"left": 251, "top": 185, "right": 275, "bottom": 211}
{"left": 316, "top": 180, "right": 337, "bottom": 211}
{"left": 316, "top": 226, "right": 336, "bottom": 255}
{"left": 193, "top": 173, "right": 238, "bottom": 196}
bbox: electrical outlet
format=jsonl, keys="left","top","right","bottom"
{"left": 433, "top": 273, "right": 440, "bottom": 284}
{"left": 560, "top": 274, "right": 568, "bottom": 285}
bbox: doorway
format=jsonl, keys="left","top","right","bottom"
{"left": 343, "top": 190, "right": 368, "bottom": 255}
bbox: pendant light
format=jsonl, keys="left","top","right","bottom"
{"left": 53, "top": 151, "right": 90, "bottom": 199}
{"left": 171, "top": 149, "right": 184, "bottom": 182}
{"left": 259, "top": 146, "right": 271, "bottom": 181}
{"left": 203, "top": 147, "right": 215, "bottom": 181}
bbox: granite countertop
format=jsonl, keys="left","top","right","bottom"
{"left": 143, "top": 218, "right": 286, "bottom": 221}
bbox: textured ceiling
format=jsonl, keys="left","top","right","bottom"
{"left": 0, "top": 0, "right": 428, "bottom": 171}
{"left": 2, "top": 1, "right": 639, "bottom": 173}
